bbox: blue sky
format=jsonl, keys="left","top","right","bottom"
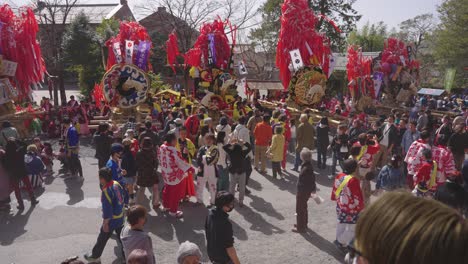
{"left": 10, "top": 0, "right": 442, "bottom": 29}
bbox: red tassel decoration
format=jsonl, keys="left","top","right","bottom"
{"left": 166, "top": 31, "right": 180, "bottom": 74}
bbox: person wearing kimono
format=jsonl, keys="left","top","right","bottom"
{"left": 331, "top": 159, "right": 364, "bottom": 250}
{"left": 177, "top": 127, "right": 197, "bottom": 200}
{"left": 158, "top": 133, "right": 193, "bottom": 218}
{"left": 431, "top": 134, "right": 457, "bottom": 187}
{"left": 196, "top": 134, "right": 219, "bottom": 207}
{"left": 412, "top": 149, "right": 437, "bottom": 197}
{"left": 24, "top": 144, "right": 46, "bottom": 189}
{"left": 404, "top": 130, "right": 431, "bottom": 189}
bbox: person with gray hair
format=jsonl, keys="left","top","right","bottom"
{"left": 293, "top": 147, "right": 316, "bottom": 233}
{"left": 177, "top": 241, "right": 202, "bottom": 264}
{"left": 292, "top": 114, "right": 315, "bottom": 171}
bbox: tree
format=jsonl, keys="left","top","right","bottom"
{"left": 348, "top": 21, "right": 388, "bottom": 52}
{"left": 62, "top": 12, "right": 103, "bottom": 98}
{"left": 398, "top": 13, "right": 435, "bottom": 59}
{"left": 35, "top": 0, "right": 79, "bottom": 106}
{"left": 309, "top": 0, "right": 362, "bottom": 51}
{"left": 433, "top": 0, "right": 468, "bottom": 88}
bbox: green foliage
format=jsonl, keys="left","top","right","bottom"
{"left": 348, "top": 21, "right": 387, "bottom": 52}
{"left": 309, "top": 0, "right": 362, "bottom": 51}
{"left": 433, "top": 0, "right": 468, "bottom": 88}
{"left": 398, "top": 13, "right": 435, "bottom": 59}
{"left": 149, "top": 31, "right": 170, "bottom": 75}
{"left": 248, "top": 0, "right": 282, "bottom": 56}
{"left": 147, "top": 71, "right": 171, "bottom": 93}
{"left": 62, "top": 12, "right": 97, "bottom": 65}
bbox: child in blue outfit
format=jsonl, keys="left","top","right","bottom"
{"left": 84, "top": 167, "right": 126, "bottom": 263}
{"left": 376, "top": 154, "right": 404, "bottom": 192}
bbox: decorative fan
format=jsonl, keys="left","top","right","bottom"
{"left": 102, "top": 64, "right": 150, "bottom": 108}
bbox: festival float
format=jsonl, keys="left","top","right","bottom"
{"left": 346, "top": 45, "right": 375, "bottom": 112}
{"left": 180, "top": 18, "right": 239, "bottom": 118}
{"left": 0, "top": 4, "right": 47, "bottom": 137}
{"left": 92, "top": 21, "right": 153, "bottom": 126}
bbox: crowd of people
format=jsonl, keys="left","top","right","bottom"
{"left": 0, "top": 91, "right": 468, "bottom": 264}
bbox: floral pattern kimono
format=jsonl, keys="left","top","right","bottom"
{"left": 331, "top": 173, "right": 364, "bottom": 224}
{"left": 404, "top": 139, "right": 431, "bottom": 175}
{"left": 431, "top": 145, "right": 456, "bottom": 186}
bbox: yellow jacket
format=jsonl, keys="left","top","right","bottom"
{"left": 269, "top": 134, "right": 285, "bottom": 162}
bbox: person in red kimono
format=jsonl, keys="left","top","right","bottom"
{"left": 431, "top": 134, "right": 456, "bottom": 187}
{"left": 404, "top": 130, "right": 431, "bottom": 189}
{"left": 158, "top": 132, "right": 193, "bottom": 218}
{"left": 412, "top": 148, "right": 437, "bottom": 197}
{"left": 331, "top": 158, "right": 364, "bottom": 250}
{"left": 354, "top": 134, "right": 380, "bottom": 205}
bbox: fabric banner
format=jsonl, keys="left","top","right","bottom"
{"left": 289, "top": 49, "right": 304, "bottom": 72}
{"left": 125, "top": 40, "right": 134, "bottom": 64}
{"left": 208, "top": 33, "right": 216, "bottom": 67}
{"left": 373, "top": 72, "right": 384, "bottom": 99}
{"left": 444, "top": 68, "right": 456, "bottom": 92}
{"left": 0, "top": 59, "right": 17, "bottom": 76}
{"left": 113, "top": 42, "right": 123, "bottom": 64}
{"left": 238, "top": 60, "right": 248, "bottom": 75}
{"left": 328, "top": 55, "right": 336, "bottom": 78}
{"left": 135, "top": 41, "right": 151, "bottom": 70}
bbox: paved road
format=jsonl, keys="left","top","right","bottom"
{"left": 0, "top": 140, "right": 344, "bottom": 264}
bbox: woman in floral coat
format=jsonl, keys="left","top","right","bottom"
{"left": 331, "top": 158, "right": 364, "bottom": 250}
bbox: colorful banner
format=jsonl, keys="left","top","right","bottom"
{"left": 328, "top": 55, "right": 336, "bottom": 78}
{"left": 125, "top": 40, "right": 134, "bottom": 64}
{"left": 373, "top": 72, "right": 384, "bottom": 99}
{"left": 135, "top": 41, "right": 151, "bottom": 70}
{"left": 208, "top": 33, "right": 216, "bottom": 67}
{"left": 444, "top": 68, "right": 456, "bottom": 92}
{"left": 112, "top": 42, "right": 123, "bottom": 64}
{"left": 289, "top": 49, "right": 304, "bottom": 71}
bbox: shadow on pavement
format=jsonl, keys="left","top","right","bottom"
{"left": 0, "top": 205, "right": 35, "bottom": 246}
{"left": 64, "top": 177, "right": 84, "bottom": 205}
{"left": 301, "top": 229, "right": 345, "bottom": 264}
{"left": 236, "top": 204, "right": 284, "bottom": 235}
{"left": 248, "top": 194, "right": 285, "bottom": 220}
{"left": 246, "top": 177, "right": 262, "bottom": 191}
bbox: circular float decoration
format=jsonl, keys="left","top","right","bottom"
{"left": 103, "top": 64, "right": 150, "bottom": 108}
{"left": 288, "top": 66, "right": 327, "bottom": 106}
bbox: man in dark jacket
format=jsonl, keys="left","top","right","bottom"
{"left": 205, "top": 191, "right": 240, "bottom": 264}
{"left": 93, "top": 123, "right": 113, "bottom": 168}
{"left": 138, "top": 121, "right": 161, "bottom": 147}
{"left": 293, "top": 148, "right": 317, "bottom": 233}
{"left": 223, "top": 141, "right": 251, "bottom": 207}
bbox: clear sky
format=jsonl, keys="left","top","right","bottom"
{"left": 354, "top": 0, "right": 442, "bottom": 29}
{"left": 10, "top": 0, "right": 443, "bottom": 29}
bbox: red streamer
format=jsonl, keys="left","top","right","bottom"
{"left": 92, "top": 83, "right": 104, "bottom": 108}
{"left": 276, "top": 0, "right": 333, "bottom": 89}
{"left": 166, "top": 31, "right": 180, "bottom": 74}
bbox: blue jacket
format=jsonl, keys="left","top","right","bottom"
{"left": 24, "top": 152, "right": 45, "bottom": 175}
{"left": 67, "top": 126, "right": 79, "bottom": 147}
{"left": 376, "top": 165, "right": 404, "bottom": 191}
{"left": 106, "top": 159, "right": 124, "bottom": 186}
{"left": 101, "top": 181, "right": 125, "bottom": 230}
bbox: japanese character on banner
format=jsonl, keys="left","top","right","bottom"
{"left": 399, "top": 55, "right": 406, "bottom": 67}
{"left": 113, "top": 42, "right": 123, "bottom": 64}
{"left": 289, "top": 49, "right": 304, "bottom": 72}
{"left": 238, "top": 60, "right": 248, "bottom": 75}
{"left": 125, "top": 40, "right": 134, "bottom": 64}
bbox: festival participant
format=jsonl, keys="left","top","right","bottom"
{"left": 405, "top": 130, "right": 432, "bottom": 189}
{"left": 350, "top": 192, "right": 468, "bottom": 264}
{"left": 121, "top": 205, "right": 155, "bottom": 264}
{"left": 331, "top": 159, "right": 364, "bottom": 251}
{"left": 246, "top": 109, "right": 263, "bottom": 150}
{"left": 205, "top": 191, "right": 241, "bottom": 264}
{"left": 64, "top": 118, "right": 83, "bottom": 177}
{"left": 93, "top": 123, "right": 113, "bottom": 168}
{"left": 215, "top": 116, "right": 232, "bottom": 142}
{"left": 376, "top": 115, "right": 398, "bottom": 167}
{"left": 24, "top": 144, "right": 45, "bottom": 189}
{"left": 107, "top": 143, "right": 126, "bottom": 189}
{"left": 184, "top": 109, "right": 203, "bottom": 142}
{"left": 176, "top": 127, "right": 196, "bottom": 201}
{"left": 223, "top": 138, "right": 252, "bottom": 207}
{"left": 196, "top": 134, "right": 219, "bottom": 208}
{"left": 293, "top": 114, "right": 315, "bottom": 171}
{"left": 121, "top": 117, "right": 138, "bottom": 138}
{"left": 122, "top": 139, "right": 137, "bottom": 205}
{"left": 412, "top": 149, "right": 437, "bottom": 197}
{"left": 84, "top": 168, "right": 125, "bottom": 263}
{"left": 289, "top": 119, "right": 296, "bottom": 154}
{"left": 253, "top": 115, "right": 272, "bottom": 174}
{"left": 416, "top": 110, "right": 428, "bottom": 131}
{"left": 170, "top": 118, "right": 184, "bottom": 139}
{"left": 78, "top": 102, "right": 90, "bottom": 136}
{"left": 329, "top": 124, "right": 349, "bottom": 179}
{"left": 138, "top": 121, "right": 161, "bottom": 148}
{"left": 401, "top": 121, "right": 420, "bottom": 154}
{"left": 4, "top": 139, "right": 39, "bottom": 210}
{"left": 434, "top": 115, "right": 452, "bottom": 145}
{"left": 448, "top": 124, "right": 468, "bottom": 170}
{"left": 216, "top": 131, "right": 229, "bottom": 192}
{"left": 124, "top": 129, "right": 139, "bottom": 157}
{"left": 268, "top": 126, "right": 285, "bottom": 179}
{"left": 135, "top": 138, "right": 160, "bottom": 210}
{"left": 348, "top": 119, "right": 364, "bottom": 144}
{"left": 354, "top": 134, "right": 380, "bottom": 205}
{"left": 67, "top": 95, "right": 78, "bottom": 108}
{"left": 177, "top": 241, "right": 202, "bottom": 264}
{"left": 278, "top": 114, "right": 291, "bottom": 170}
{"left": 375, "top": 154, "right": 404, "bottom": 193}
{"left": 231, "top": 116, "right": 253, "bottom": 193}
{"left": 0, "top": 121, "right": 19, "bottom": 147}
{"left": 292, "top": 148, "right": 316, "bottom": 233}
{"left": 0, "top": 149, "right": 10, "bottom": 211}
{"left": 315, "top": 117, "right": 330, "bottom": 170}
{"left": 432, "top": 134, "right": 457, "bottom": 187}
{"left": 158, "top": 133, "right": 192, "bottom": 218}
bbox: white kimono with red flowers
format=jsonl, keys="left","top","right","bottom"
{"left": 158, "top": 143, "right": 191, "bottom": 186}
{"left": 404, "top": 139, "right": 431, "bottom": 175}
{"left": 432, "top": 145, "right": 456, "bottom": 186}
